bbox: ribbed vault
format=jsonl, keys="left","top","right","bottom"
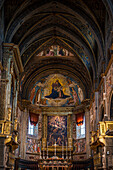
{"left": 3, "top": 0, "right": 113, "bottom": 101}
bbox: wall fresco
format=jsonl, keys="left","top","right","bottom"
{"left": 37, "top": 45, "right": 91, "bottom": 71}
{"left": 26, "top": 138, "right": 40, "bottom": 153}
{"left": 37, "top": 45, "right": 73, "bottom": 56}
{"left": 73, "top": 138, "right": 86, "bottom": 153}
{"left": 29, "top": 74, "right": 84, "bottom": 106}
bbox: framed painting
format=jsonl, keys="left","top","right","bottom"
{"left": 47, "top": 116, "right": 67, "bottom": 146}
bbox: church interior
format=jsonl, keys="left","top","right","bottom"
{"left": 0, "top": 0, "right": 113, "bottom": 169}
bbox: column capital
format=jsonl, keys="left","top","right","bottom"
{"left": 3, "top": 43, "right": 24, "bottom": 73}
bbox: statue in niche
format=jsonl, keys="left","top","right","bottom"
{"left": 45, "top": 79, "right": 70, "bottom": 99}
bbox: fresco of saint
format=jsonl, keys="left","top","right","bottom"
{"left": 73, "top": 139, "right": 86, "bottom": 153}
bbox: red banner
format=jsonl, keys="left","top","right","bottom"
{"left": 76, "top": 113, "right": 84, "bottom": 126}
{"left": 29, "top": 112, "right": 39, "bottom": 126}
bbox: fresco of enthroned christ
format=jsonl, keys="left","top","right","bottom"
{"left": 45, "top": 80, "right": 70, "bottom": 99}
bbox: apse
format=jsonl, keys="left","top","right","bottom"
{"left": 29, "top": 74, "right": 84, "bottom": 107}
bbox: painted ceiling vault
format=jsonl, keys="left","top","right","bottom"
{"left": 3, "top": 0, "right": 113, "bottom": 102}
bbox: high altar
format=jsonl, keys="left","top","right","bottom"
{"left": 39, "top": 107, "right": 73, "bottom": 169}
{"left": 18, "top": 73, "right": 89, "bottom": 169}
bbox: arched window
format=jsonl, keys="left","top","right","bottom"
{"left": 76, "top": 114, "right": 85, "bottom": 139}
{"left": 28, "top": 118, "right": 38, "bottom": 136}
{"left": 110, "top": 94, "right": 113, "bottom": 120}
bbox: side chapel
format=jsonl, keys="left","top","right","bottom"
{"left": 0, "top": 0, "right": 113, "bottom": 169}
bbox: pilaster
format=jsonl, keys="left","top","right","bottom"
{"left": 85, "top": 107, "right": 91, "bottom": 159}
{"left": 95, "top": 91, "right": 99, "bottom": 127}
{"left": 0, "top": 79, "right": 8, "bottom": 120}
{"left": 0, "top": 137, "right": 6, "bottom": 169}
{"left": 0, "top": 43, "right": 23, "bottom": 169}
{"left": 67, "top": 114, "right": 72, "bottom": 147}
{"left": 20, "top": 109, "right": 29, "bottom": 159}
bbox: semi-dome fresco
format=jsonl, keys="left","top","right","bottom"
{"left": 29, "top": 74, "right": 84, "bottom": 106}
